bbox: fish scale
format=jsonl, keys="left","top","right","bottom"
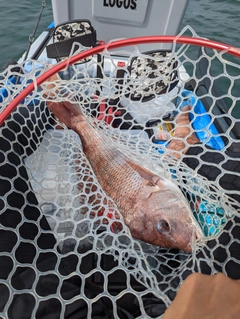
{"left": 77, "top": 121, "right": 145, "bottom": 217}
{"left": 47, "top": 99, "right": 204, "bottom": 252}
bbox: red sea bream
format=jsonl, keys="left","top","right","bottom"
{"left": 47, "top": 99, "right": 204, "bottom": 252}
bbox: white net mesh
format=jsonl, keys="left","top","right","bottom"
{"left": 0, "top": 26, "right": 240, "bottom": 318}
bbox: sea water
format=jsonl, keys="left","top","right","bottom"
{"left": 0, "top": 0, "right": 240, "bottom": 67}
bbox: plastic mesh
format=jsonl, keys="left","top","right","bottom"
{"left": 0, "top": 26, "right": 240, "bottom": 318}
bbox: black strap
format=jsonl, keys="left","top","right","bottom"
{"left": 46, "top": 30, "right": 97, "bottom": 59}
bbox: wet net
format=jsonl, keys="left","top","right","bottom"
{"left": 0, "top": 26, "right": 240, "bottom": 318}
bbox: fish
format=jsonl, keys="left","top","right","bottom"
{"left": 47, "top": 98, "right": 204, "bottom": 252}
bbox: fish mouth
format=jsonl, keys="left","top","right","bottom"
{"left": 172, "top": 219, "right": 205, "bottom": 252}
{"left": 185, "top": 224, "right": 205, "bottom": 252}
{"left": 189, "top": 213, "right": 205, "bottom": 241}
{"left": 195, "top": 226, "right": 204, "bottom": 240}
{"left": 173, "top": 198, "right": 206, "bottom": 242}
{"left": 155, "top": 217, "right": 204, "bottom": 253}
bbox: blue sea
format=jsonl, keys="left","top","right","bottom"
{"left": 0, "top": 0, "right": 240, "bottom": 67}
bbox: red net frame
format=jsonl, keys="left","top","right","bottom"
{"left": 1, "top": 35, "right": 240, "bottom": 125}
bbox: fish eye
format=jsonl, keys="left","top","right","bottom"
{"left": 158, "top": 219, "right": 171, "bottom": 233}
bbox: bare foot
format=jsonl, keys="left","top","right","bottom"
{"left": 167, "top": 105, "right": 199, "bottom": 158}
{"left": 41, "top": 68, "right": 63, "bottom": 100}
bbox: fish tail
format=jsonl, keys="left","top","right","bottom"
{"left": 47, "top": 99, "right": 87, "bottom": 130}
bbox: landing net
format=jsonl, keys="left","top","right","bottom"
{"left": 0, "top": 26, "right": 240, "bottom": 318}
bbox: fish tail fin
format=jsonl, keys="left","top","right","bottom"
{"left": 47, "top": 99, "right": 86, "bottom": 130}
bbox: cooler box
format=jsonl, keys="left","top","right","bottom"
{"left": 51, "top": 0, "right": 189, "bottom": 51}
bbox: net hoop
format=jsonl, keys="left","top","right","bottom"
{"left": 1, "top": 29, "right": 240, "bottom": 318}
{"left": 1, "top": 35, "right": 240, "bottom": 125}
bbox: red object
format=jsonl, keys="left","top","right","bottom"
{"left": 95, "top": 98, "right": 121, "bottom": 125}
{"left": 95, "top": 209, "right": 117, "bottom": 233}
{"left": 2, "top": 35, "right": 240, "bottom": 125}
{"left": 117, "top": 61, "right": 125, "bottom": 68}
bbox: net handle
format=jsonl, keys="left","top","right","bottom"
{"left": 1, "top": 35, "right": 240, "bottom": 125}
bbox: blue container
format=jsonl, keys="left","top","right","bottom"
{"left": 176, "top": 89, "right": 225, "bottom": 150}
{"left": 194, "top": 200, "right": 227, "bottom": 236}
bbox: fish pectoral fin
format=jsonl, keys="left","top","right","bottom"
{"left": 146, "top": 175, "right": 166, "bottom": 190}
{"left": 150, "top": 175, "right": 161, "bottom": 186}
{"left": 125, "top": 158, "right": 165, "bottom": 187}
{"left": 151, "top": 174, "right": 179, "bottom": 192}
{"left": 146, "top": 180, "right": 156, "bottom": 187}
{"left": 138, "top": 183, "right": 159, "bottom": 201}
{"left": 124, "top": 158, "right": 176, "bottom": 192}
